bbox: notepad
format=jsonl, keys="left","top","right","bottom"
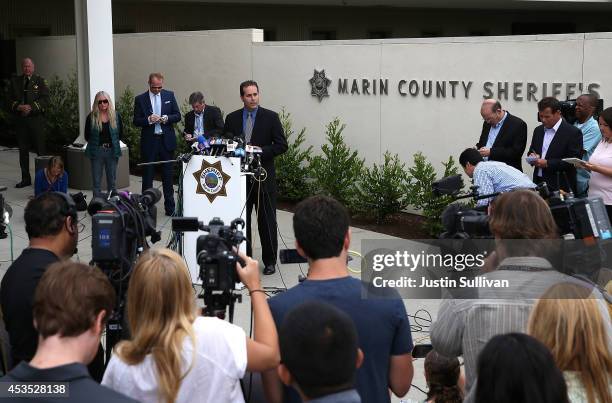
{"left": 562, "top": 158, "right": 586, "bottom": 167}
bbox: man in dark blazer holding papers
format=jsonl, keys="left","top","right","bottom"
{"left": 133, "top": 72, "right": 181, "bottom": 216}
{"left": 183, "top": 91, "right": 224, "bottom": 140}
{"left": 477, "top": 99, "right": 528, "bottom": 172}
{"left": 528, "top": 97, "right": 583, "bottom": 193}
{"left": 224, "top": 80, "right": 287, "bottom": 275}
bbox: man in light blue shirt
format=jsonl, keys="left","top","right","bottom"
{"left": 459, "top": 148, "right": 536, "bottom": 206}
{"left": 574, "top": 94, "right": 602, "bottom": 197}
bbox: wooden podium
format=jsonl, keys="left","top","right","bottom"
{"left": 182, "top": 155, "right": 247, "bottom": 284}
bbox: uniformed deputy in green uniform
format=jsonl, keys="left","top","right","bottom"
{"left": 10, "top": 57, "right": 49, "bottom": 188}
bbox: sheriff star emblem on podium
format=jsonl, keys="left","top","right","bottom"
{"left": 193, "top": 159, "right": 231, "bottom": 203}
{"left": 309, "top": 69, "right": 331, "bottom": 102}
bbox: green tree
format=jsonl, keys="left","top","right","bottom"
{"left": 276, "top": 108, "right": 313, "bottom": 202}
{"left": 310, "top": 118, "right": 364, "bottom": 210}
{"left": 405, "top": 153, "right": 462, "bottom": 236}
{"left": 115, "top": 86, "right": 140, "bottom": 168}
{"left": 45, "top": 73, "right": 79, "bottom": 153}
{"left": 355, "top": 152, "right": 409, "bottom": 224}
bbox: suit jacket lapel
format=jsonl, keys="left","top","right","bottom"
{"left": 251, "top": 108, "right": 262, "bottom": 142}
{"left": 492, "top": 114, "right": 510, "bottom": 147}
{"left": 534, "top": 127, "right": 545, "bottom": 154}
{"left": 143, "top": 92, "right": 153, "bottom": 115}
{"left": 546, "top": 121, "right": 565, "bottom": 156}
{"left": 159, "top": 90, "right": 167, "bottom": 115}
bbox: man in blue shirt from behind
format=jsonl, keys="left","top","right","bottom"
{"left": 262, "top": 196, "right": 414, "bottom": 403}
{"left": 459, "top": 148, "right": 536, "bottom": 207}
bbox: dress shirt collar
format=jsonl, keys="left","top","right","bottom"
{"left": 492, "top": 111, "right": 508, "bottom": 129}
{"left": 546, "top": 117, "right": 563, "bottom": 133}
{"left": 149, "top": 90, "right": 161, "bottom": 98}
{"left": 497, "top": 256, "right": 553, "bottom": 270}
{"left": 243, "top": 106, "right": 259, "bottom": 118}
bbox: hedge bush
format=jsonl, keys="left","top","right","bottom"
{"left": 310, "top": 117, "right": 364, "bottom": 210}
{"left": 276, "top": 108, "right": 313, "bottom": 202}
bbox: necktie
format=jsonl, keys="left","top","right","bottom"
{"left": 195, "top": 113, "right": 203, "bottom": 135}
{"left": 154, "top": 94, "right": 162, "bottom": 134}
{"left": 245, "top": 112, "right": 254, "bottom": 144}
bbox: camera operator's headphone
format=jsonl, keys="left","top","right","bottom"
{"left": 52, "top": 192, "right": 78, "bottom": 233}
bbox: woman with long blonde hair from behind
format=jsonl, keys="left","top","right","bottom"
{"left": 102, "top": 248, "right": 280, "bottom": 403}
{"left": 528, "top": 282, "right": 612, "bottom": 403}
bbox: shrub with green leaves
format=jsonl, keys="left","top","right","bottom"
{"left": 355, "top": 151, "right": 409, "bottom": 224}
{"left": 405, "top": 152, "right": 462, "bottom": 236}
{"left": 276, "top": 108, "right": 313, "bottom": 202}
{"left": 310, "top": 118, "right": 364, "bottom": 210}
{"left": 0, "top": 78, "right": 15, "bottom": 147}
{"left": 45, "top": 73, "right": 79, "bottom": 153}
{"left": 115, "top": 86, "right": 141, "bottom": 168}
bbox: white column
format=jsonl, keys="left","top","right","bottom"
{"left": 69, "top": 0, "right": 128, "bottom": 191}
{"left": 74, "top": 0, "right": 115, "bottom": 143}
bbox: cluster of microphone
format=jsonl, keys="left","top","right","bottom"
{"left": 182, "top": 135, "right": 265, "bottom": 178}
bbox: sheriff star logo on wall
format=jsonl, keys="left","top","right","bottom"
{"left": 193, "top": 159, "right": 231, "bottom": 203}
{"left": 309, "top": 69, "right": 331, "bottom": 102}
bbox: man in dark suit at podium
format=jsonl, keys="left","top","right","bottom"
{"left": 183, "top": 91, "right": 224, "bottom": 141}
{"left": 528, "top": 97, "right": 583, "bottom": 193}
{"left": 476, "top": 99, "right": 528, "bottom": 172}
{"left": 224, "top": 80, "right": 287, "bottom": 275}
{"left": 133, "top": 72, "right": 181, "bottom": 216}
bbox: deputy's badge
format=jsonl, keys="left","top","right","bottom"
{"left": 193, "top": 159, "right": 231, "bottom": 202}
{"left": 309, "top": 69, "right": 331, "bottom": 102}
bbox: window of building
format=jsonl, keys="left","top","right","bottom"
{"left": 469, "top": 30, "right": 489, "bottom": 36}
{"left": 421, "top": 30, "right": 442, "bottom": 38}
{"left": 264, "top": 29, "right": 276, "bottom": 41}
{"left": 368, "top": 30, "right": 391, "bottom": 39}
{"left": 113, "top": 27, "right": 136, "bottom": 34}
{"left": 511, "top": 22, "right": 575, "bottom": 35}
{"left": 11, "top": 26, "right": 51, "bottom": 38}
{"left": 310, "top": 30, "right": 336, "bottom": 40}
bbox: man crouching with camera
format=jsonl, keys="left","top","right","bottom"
{"left": 459, "top": 148, "right": 536, "bottom": 207}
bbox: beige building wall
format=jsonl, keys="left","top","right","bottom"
{"left": 15, "top": 30, "right": 612, "bottom": 175}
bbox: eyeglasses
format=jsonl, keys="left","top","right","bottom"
{"left": 150, "top": 86, "right": 162, "bottom": 90}
{"left": 98, "top": 99, "right": 109, "bottom": 105}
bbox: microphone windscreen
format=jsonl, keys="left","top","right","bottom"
{"left": 87, "top": 197, "right": 109, "bottom": 216}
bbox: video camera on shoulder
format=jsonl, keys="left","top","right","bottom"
{"left": 89, "top": 188, "right": 162, "bottom": 268}
{"left": 87, "top": 188, "right": 163, "bottom": 361}
{"left": 172, "top": 216, "right": 246, "bottom": 319}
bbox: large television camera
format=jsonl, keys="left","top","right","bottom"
{"left": 87, "top": 188, "right": 163, "bottom": 358}
{"left": 435, "top": 175, "right": 612, "bottom": 282}
{"left": 172, "top": 216, "right": 246, "bottom": 320}
{"left": 557, "top": 98, "right": 604, "bottom": 125}
{"left": 435, "top": 174, "right": 612, "bottom": 241}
